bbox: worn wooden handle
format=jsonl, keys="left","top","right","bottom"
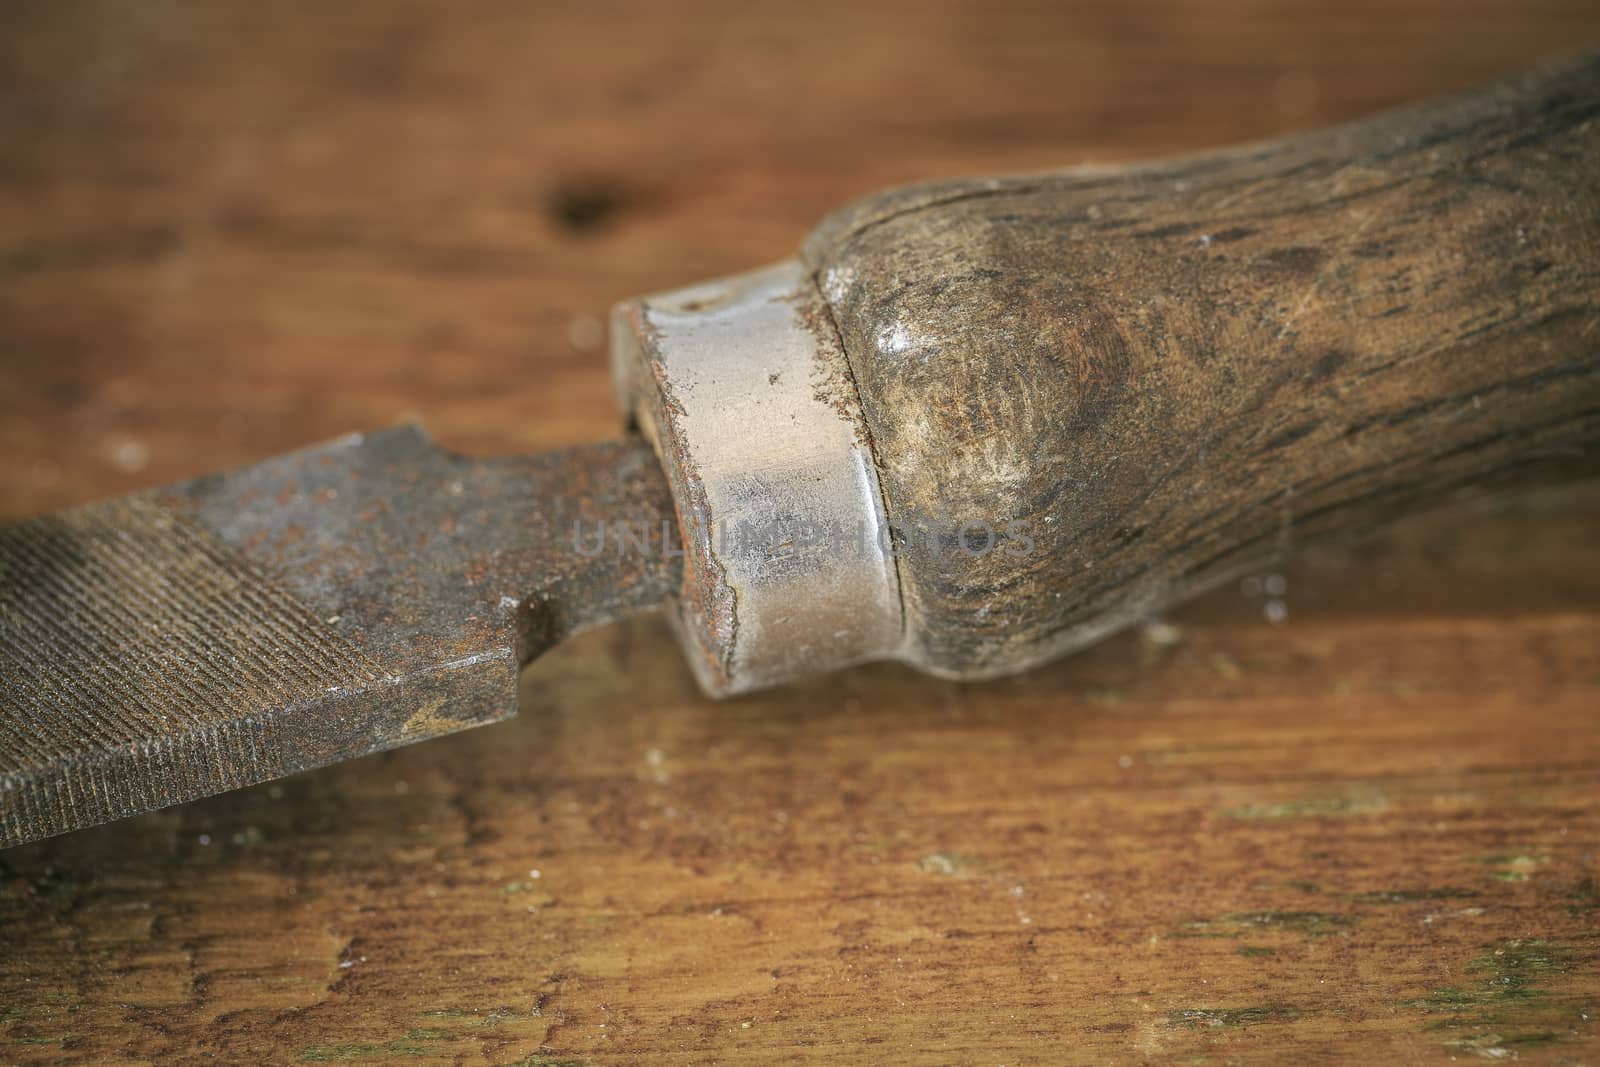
{"left": 801, "top": 52, "right": 1600, "bottom": 679}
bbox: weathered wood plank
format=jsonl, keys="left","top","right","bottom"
{"left": 1, "top": 2, "right": 1598, "bottom": 1063}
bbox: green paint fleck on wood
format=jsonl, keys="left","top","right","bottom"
{"left": 1165, "top": 1004, "right": 1299, "bottom": 1029}
{"left": 1348, "top": 887, "right": 1479, "bottom": 904}
{"left": 1236, "top": 945, "right": 1277, "bottom": 958}
{"left": 1225, "top": 786, "right": 1388, "bottom": 820}
{"left": 1250, "top": 879, "right": 1323, "bottom": 894}
{"left": 1468, "top": 939, "right": 1568, "bottom": 986}
{"left": 1401, "top": 938, "right": 1580, "bottom": 1057}
{"left": 1473, "top": 853, "right": 1550, "bottom": 882}
{"left": 404, "top": 1028, "right": 453, "bottom": 1041}
{"left": 917, "top": 852, "right": 978, "bottom": 875}
{"left": 1178, "top": 911, "right": 1357, "bottom": 939}
{"left": 1442, "top": 1031, "right": 1559, "bottom": 1054}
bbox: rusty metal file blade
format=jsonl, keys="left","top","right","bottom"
{"left": 0, "top": 425, "right": 679, "bottom": 848}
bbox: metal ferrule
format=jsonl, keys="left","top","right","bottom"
{"left": 611, "top": 259, "right": 903, "bottom": 696}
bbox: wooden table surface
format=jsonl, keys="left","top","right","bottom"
{"left": 3, "top": 3, "right": 1599, "bottom": 1063}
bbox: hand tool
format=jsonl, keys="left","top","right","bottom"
{"left": 3, "top": 53, "right": 1597, "bottom": 848}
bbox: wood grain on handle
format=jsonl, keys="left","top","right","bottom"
{"left": 803, "top": 52, "right": 1600, "bottom": 679}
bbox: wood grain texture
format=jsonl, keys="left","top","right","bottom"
{"left": 806, "top": 53, "right": 1600, "bottom": 678}
{"left": 2, "top": 1, "right": 1599, "bottom": 1063}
